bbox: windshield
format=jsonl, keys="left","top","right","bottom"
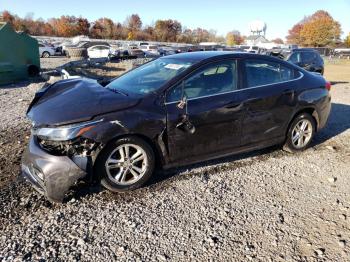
{"left": 77, "top": 42, "right": 88, "bottom": 47}
{"left": 106, "top": 58, "right": 193, "bottom": 95}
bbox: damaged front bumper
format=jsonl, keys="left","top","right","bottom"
{"left": 21, "top": 136, "right": 88, "bottom": 202}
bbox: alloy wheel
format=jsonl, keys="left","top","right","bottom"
{"left": 105, "top": 144, "right": 148, "bottom": 185}
{"left": 291, "top": 119, "right": 313, "bottom": 149}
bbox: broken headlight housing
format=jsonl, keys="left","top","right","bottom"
{"left": 32, "top": 119, "right": 103, "bottom": 141}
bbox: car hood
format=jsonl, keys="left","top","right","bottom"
{"left": 27, "top": 78, "right": 140, "bottom": 127}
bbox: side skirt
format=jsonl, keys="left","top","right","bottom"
{"left": 162, "top": 136, "right": 285, "bottom": 170}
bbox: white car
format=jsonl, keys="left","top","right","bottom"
{"left": 140, "top": 45, "right": 160, "bottom": 56}
{"left": 241, "top": 45, "right": 259, "bottom": 53}
{"left": 87, "top": 45, "right": 111, "bottom": 59}
{"left": 39, "top": 43, "right": 56, "bottom": 58}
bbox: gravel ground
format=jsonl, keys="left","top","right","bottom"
{"left": 0, "top": 58, "right": 349, "bottom": 261}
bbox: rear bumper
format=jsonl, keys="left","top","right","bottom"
{"left": 318, "top": 94, "right": 332, "bottom": 130}
{"left": 21, "top": 136, "right": 87, "bottom": 202}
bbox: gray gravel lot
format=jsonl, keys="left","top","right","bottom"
{"left": 0, "top": 58, "right": 349, "bottom": 261}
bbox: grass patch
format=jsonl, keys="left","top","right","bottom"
{"left": 324, "top": 60, "right": 350, "bottom": 83}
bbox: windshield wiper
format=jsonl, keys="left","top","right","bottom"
{"left": 106, "top": 87, "right": 128, "bottom": 96}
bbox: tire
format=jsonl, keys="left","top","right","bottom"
{"left": 283, "top": 113, "right": 316, "bottom": 153}
{"left": 96, "top": 136, "right": 155, "bottom": 192}
{"left": 27, "top": 65, "right": 39, "bottom": 77}
{"left": 65, "top": 47, "right": 87, "bottom": 58}
{"left": 42, "top": 51, "right": 50, "bottom": 58}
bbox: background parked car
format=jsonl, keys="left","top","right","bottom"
{"left": 263, "top": 48, "right": 289, "bottom": 59}
{"left": 87, "top": 45, "right": 111, "bottom": 59}
{"left": 140, "top": 45, "right": 160, "bottom": 57}
{"left": 246, "top": 46, "right": 259, "bottom": 53}
{"left": 138, "top": 42, "right": 149, "bottom": 47}
{"left": 158, "top": 46, "right": 176, "bottom": 56}
{"left": 126, "top": 45, "right": 145, "bottom": 58}
{"left": 38, "top": 43, "right": 56, "bottom": 58}
{"left": 334, "top": 48, "right": 350, "bottom": 58}
{"left": 286, "top": 48, "right": 324, "bottom": 75}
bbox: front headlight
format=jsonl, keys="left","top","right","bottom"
{"left": 32, "top": 119, "right": 103, "bottom": 141}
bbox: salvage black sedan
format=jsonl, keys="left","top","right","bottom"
{"left": 22, "top": 52, "right": 331, "bottom": 202}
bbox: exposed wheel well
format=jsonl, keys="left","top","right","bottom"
{"left": 288, "top": 108, "right": 319, "bottom": 134}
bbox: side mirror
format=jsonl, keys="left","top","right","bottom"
{"left": 176, "top": 114, "right": 196, "bottom": 134}
{"left": 175, "top": 81, "right": 196, "bottom": 134}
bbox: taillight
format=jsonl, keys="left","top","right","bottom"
{"left": 325, "top": 81, "right": 331, "bottom": 91}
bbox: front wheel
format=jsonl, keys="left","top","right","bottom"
{"left": 96, "top": 137, "right": 155, "bottom": 192}
{"left": 283, "top": 113, "right": 316, "bottom": 153}
{"left": 42, "top": 51, "right": 50, "bottom": 58}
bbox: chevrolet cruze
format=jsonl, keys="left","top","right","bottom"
{"left": 22, "top": 52, "right": 331, "bottom": 202}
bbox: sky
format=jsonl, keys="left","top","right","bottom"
{"left": 1, "top": 0, "right": 349, "bottom": 40}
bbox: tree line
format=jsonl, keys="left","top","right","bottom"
{"left": 1, "top": 9, "right": 349, "bottom": 47}
{"left": 1, "top": 11, "right": 227, "bottom": 44}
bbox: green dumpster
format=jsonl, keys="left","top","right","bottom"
{"left": 0, "top": 22, "right": 40, "bottom": 85}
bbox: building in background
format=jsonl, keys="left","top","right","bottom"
{"left": 245, "top": 35, "right": 270, "bottom": 46}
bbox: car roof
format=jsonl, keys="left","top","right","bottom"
{"left": 163, "top": 51, "right": 268, "bottom": 62}
{"left": 291, "top": 48, "right": 318, "bottom": 52}
{"left": 88, "top": 45, "right": 110, "bottom": 48}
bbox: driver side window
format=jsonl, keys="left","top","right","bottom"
{"left": 167, "top": 60, "right": 237, "bottom": 102}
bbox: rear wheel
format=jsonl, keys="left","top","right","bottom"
{"left": 283, "top": 113, "right": 316, "bottom": 153}
{"left": 96, "top": 137, "right": 155, "bottom": 192}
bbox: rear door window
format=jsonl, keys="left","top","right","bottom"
{"left": 244, "top": 59, "right": 297, "bottom": 88}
